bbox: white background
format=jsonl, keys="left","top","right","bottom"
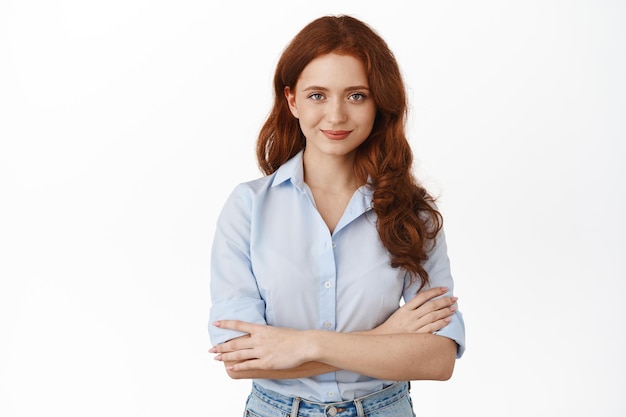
{"left": 1, "top": 1, "right": 625, "bottom": 416}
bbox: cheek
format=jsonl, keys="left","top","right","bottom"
{"left": 297, "top": 106, "right": 322, "bottom": 125}
{"left": 357, "top": 107, "right": 377, "bottom": 129}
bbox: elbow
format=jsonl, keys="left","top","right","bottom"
{"left": 435, "top": 358, "right": 455, "bottom": 381}
{"left": 418, "top": 357, "right": 454, "bottom": 381}
{"left": 404, "top": 354, "right": 455, "bottom": 381}
{"left": 426, "top": 338, "right": 458, "bottom": 381}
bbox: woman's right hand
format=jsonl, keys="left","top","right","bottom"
{"left": 371, "top": 287, "right": 458, "bottom": 335}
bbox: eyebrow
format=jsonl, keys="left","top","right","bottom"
{"left": 302, "top": 85, "right": 370, "bottom": 92}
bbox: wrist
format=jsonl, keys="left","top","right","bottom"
{"left": 303, "top": 330, "right": 323, "bottom": 362}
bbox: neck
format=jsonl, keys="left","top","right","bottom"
{"left": 302, "top": 150, "right": 359, "bottom": 192}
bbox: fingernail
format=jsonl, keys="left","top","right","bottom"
{"left": 212, "top": 321, "right": 222, "bottom": 327}
{"left": 452, "top": 297, "right": 458, "bottom": 302}
{"left": 214, "top": 354, "right": 222, "bottom": 361}
{"left": 450, "top": 305, "right": 457, "bottom": 312}
{"left": 440, "top": 287, "right": 449, "bottom": 293}
{"left": 209, "top": 347, "right": 216, "bottom": 353}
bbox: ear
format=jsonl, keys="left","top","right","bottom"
{"left": 284, "top": 87, "right": 299, "bottom": 119}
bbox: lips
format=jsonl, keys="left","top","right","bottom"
{"left": 322, "top": 130, "right": 351, "bottom": 140}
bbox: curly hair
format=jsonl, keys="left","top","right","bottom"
{"left": 256, "top": 15, "right": 442, "bottom": 290}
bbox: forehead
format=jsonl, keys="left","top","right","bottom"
{"left": 297, "top": 53, "right": 369, "bottom": 88}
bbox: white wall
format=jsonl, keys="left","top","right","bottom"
{"left": 1, "top": 1, "right": 624, "bottom": 416}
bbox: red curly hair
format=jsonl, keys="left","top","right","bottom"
{"left": 257, "top": 15, "right": 442, "bottom": 290}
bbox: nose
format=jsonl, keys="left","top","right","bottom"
{"left": 326, "top": 98, "right": 348, "bottom": 124}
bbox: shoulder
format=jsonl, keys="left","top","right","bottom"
{"left": 236, "top": 174, "right": 275, "bottom": 194}
{"left": 222, "top": 174, "right": 276, "bottom": 209}
{"left": 228, "top": 152, "right": 302, "bottom": 199}
{"left": 220, "top": 152, "right": 302, "bottom": 212}
{"left": 214, "top": 175, "right": 276, "bottom": 232}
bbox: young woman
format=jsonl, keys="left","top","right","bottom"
{"left": 209, "top": 15, "right": 465, "bottom": 417}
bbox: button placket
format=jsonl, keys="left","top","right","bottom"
{"left": 319, "top": 237, "right": 336, "bottom": 331}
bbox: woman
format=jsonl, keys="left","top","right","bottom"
{"left": 209, "top": 15, "right": 465, "bottom": 417}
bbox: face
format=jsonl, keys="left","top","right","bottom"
{"left": 285, "top": 53, "right": 377, "bottom": 160}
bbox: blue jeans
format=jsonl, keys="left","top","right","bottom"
{"left": 244, "top": 381, "right": 416, "bottom": 417}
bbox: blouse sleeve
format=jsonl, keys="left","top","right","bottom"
{"left": 209, "top": 184, "right": 266, "bottom": 345}
{"left": 402, "top": 227, "right": 466, "bottom": 358}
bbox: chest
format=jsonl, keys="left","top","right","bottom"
{"left": 307, "top": 186, "right": 355, "bottom": 234}
{"left": 247, "top": 188, "right": 406, "bottom": 331}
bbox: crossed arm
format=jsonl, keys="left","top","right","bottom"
{"left": 209, "top": 287, "right": 459, "bottom": 381}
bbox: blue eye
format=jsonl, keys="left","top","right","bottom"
{"left": 349, "top": 93, "right": 367, "bottom": 101}
{"left": 308, "top": 93, "right": 324, "bottom": 101}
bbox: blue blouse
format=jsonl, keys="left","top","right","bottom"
{"left": 209, "top": 150, "right": 465, "bottom": 402}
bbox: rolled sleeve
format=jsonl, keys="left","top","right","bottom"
{"left": 209, "top": 184, "right": 267, "bottom": 345}
{"left": 209, "top": 297, "right": 266, "bottom": 345}
{"left": 403, "top": 227, "right": 466, "bottom": 358}
{"left": 433, "top": 310, "right": 465, "bottom": 358}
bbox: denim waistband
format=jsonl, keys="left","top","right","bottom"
{"left": 250, "top": 381, "right": 411, "bottom": 417}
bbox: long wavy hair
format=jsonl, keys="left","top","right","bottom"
{"left": 257, "top": 15, "right": 442, "bottom": 290}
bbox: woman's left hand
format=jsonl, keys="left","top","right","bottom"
{"left": 371, "top": 287, "right": 458, "bottom": 335}
{"left": 209, "top": 321, "right": 312, "bottom": 372}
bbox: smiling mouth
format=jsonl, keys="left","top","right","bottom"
{"left": 322, "top": 130, "right": 351, "bottom": 140}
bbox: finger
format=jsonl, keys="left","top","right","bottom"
{"left": 209, "top": 334, "right": 251, "bottom": 354}
{"left": 414, "top": 296, "right": 458, "bottom": 315}
{"left": 404, "top": 287, "right": 448, "bottom": 310}
{"left": 211, "top": 341, "right": 233, "bottom": 354}
{"left": 216, "top": 348, "right": 258, "bottom": 363}
{"left": 413, "top": 304, "right": 457, "bottom": 331}
{"left": 211, "top": 337, "right": 254, "bottom": 354}
{"left": 227, "top": 359, "right": 262, "bottom": 372}
{"left": 423, "top": 304, "right": 457, "bottom": 322}
{"left": 212, "top": 320, "right": 256, "bottom": 333}
{"left": 416, "top": 317, "right": 453, "bottom": 334}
